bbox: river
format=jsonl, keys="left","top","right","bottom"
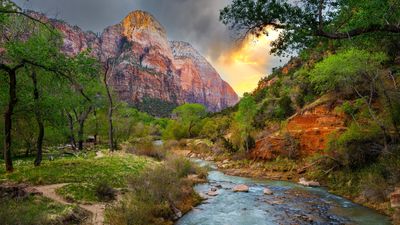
{"left": 176, "top": 159, "right": 391, "bottom": 225}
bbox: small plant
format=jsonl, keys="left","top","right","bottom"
{"left": 128, "top": 139, "right": 167, "bottom": 160}
{"left": 95, "top": 181, "right": 117, "bottom": 202}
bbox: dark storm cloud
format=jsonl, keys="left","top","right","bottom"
{"left": 14, "top": 0, "right": 233, "bottom": 60}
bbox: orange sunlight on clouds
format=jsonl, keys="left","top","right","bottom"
{"left": 211, "top": 30, "right": 282, "bottom": 97}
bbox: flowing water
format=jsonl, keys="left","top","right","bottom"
{"left": 176, "top": 159, "right": 391, "bottom": 225}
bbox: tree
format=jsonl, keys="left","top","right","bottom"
{"left": 0, "top": 9, "right": 100, "bottom": 170}
{"left": 233, "top": 94, "right": 257, "bottom": 152}
{"left": 172, "top": 103, "right": 207, "bottom": 138}
{"left": 103, "top": 59, "right": 116, "bottom": 151}
{"left": 220, "top": 0, "right": 400, "bottom": 55}
{"left": 309, "top": 48, "right": 400, "bottom": 150}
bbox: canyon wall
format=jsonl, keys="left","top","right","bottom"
{"left": 251, "top": 99, "right": 347, "bottom": 160}
{"left": 31, "top": 10, "right": 239, "bottom": 113}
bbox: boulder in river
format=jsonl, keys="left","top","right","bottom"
{"left": 298, "top": 178, "right": 320, "bottom": 187}
{"left": 233, "top": 184, "right": 249, "bottom": 192}
{"left": 263, "top": 188, "right": 273, "bottom": 195}
{"left": 207, "top": 190, "right": 219, "bottom": 196}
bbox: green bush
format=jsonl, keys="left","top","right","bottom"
{"left": 127, "top": 139, "right": 167, "bottom": 160}
{"left": 327, "top": 123, "right": 383, "bottom": 169}
{"left": 106, "top": 163, "right": 198, "bottom": 225}
{"left": 95, "top": 181, "right": 117, "bottom": 202}
{"left": 0, "top": 195, "right": 86, "bottom": 225}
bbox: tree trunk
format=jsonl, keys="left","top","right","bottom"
{"left": 4, "top": 70, "right": 17, "bottom": 172}
{"left": 354, "top": 86, "right": 389, "bottom": 151}
{"left": 34, "top": 119, "right": 44, "bottom": 166}
{"left": 77, "top": 107, "right": 93, "bottom": 151}
{"left": 66, "top": 112, "right": 76, "bottom": 150}
{"left": 78, "top": 121, "right": 84, "bottom": 151}
{"left": 107, "top": 106, "right": 114, "bottom": 151}
{"left": 104, "top": 59, "right": 115, "bottom": 151}
{"left": 93, "top": 109, "right": 98, "bottom": 146}
{"left": 31, "top": 72, "right": 44, "bottom": 166}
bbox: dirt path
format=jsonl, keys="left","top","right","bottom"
{"left": 33, "top": 183, "right": 106, "bottom": 225}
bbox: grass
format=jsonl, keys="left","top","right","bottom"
{"left": 56, "top": 183, "right": 98, "bottom": 203}
{"left": 0, "top": 153, "right": 149, "bottom": 187}
{"left": 0, "top": 195, "right": 86, "bottom": 225}
{"left": 105, "top": 157, "right": 203, "bottom": 225}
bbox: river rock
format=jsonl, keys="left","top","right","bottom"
{"left": 391, "top": 187, "right": 400, "bottom": 208}
{"left": 263, "top": 188, "right": 273, "bottom": 195}
{"left": 205, "top": 156, "right": 214, "bottom": 161}
{"left": 233, "top": 184, "right": 249, "bottom": 192}
{"left": 298, "top": 178, "right": 320, "bottom": 187}
{"left": 207, "top": 190, "right": 219, "bottom": 196}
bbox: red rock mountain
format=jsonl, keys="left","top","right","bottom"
{"left": 31, "top": 10, "right": 239, "bottom": 112}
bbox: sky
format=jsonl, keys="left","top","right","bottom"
{"left": 14, "top": 0, "right": 287, "bottom": 96}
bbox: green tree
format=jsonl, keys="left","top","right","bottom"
{"left": 233, "top": 94, "right": 257, "bottom": 152}
{"left": 310, "top": 48, "right": 400, "bottom": 150}
{"left": 0, "top": 10, "right": 100, "bottom": 170}
{"left": 220, "top": 0, "right": 400, "bottom": 55}
{"left": 172, "top": 103, "right": 207, "bottom": 138}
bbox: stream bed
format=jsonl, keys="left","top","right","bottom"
{"left": 176, "top": 159, "right": 391, "bottom": 225}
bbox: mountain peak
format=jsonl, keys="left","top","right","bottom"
{"left": 121, "top": 10, "right": 166, "bottom": 37}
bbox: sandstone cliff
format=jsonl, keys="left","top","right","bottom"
{"left": 170, "top": 41, "right": 239, "bottom": 111}
{"left": 251, "top": 97, "right": 347, "bottom": 160}
{"left": 30, "top": 10, "right": 239, "bottom": 113}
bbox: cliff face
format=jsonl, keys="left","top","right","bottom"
{"left": 33, "top": 10, "right": 238, "bottom": 112}
{"left": 99, "top": 12, "right": 183, "bottom": 105}
{"left": 251, "top": 100, "right": 346, "bottom": 160}
{"left": 170, "top": 41, "right": 239, "bottom": 111}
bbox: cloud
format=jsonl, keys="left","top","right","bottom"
{"left": 14, "top": 0, "right": 287, "bottom": 95}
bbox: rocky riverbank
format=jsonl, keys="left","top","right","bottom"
{"left": 179, "top": 149, "right": 399, "bottom": 224}
{"left": 176, "top": 158, "right": 392, "bottom": 225}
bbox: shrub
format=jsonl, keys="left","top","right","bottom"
{"left": 283, "top": 132, "right": 300, "bottom": 159}
{"left": 165, "top": 155, "right": 203, "bottom": 178}
{"left": 127, "top": 139, "right": 166, "bottom": 160}
{"left": 337, "top": 123, "right": 383, "bottom": 168}
{"left": 106, "top": 164, "right": 197, "bottom": 225}
{"left": 95, "top": 181, "right": 117, "bottom": 202}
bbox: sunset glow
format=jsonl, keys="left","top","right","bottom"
{"left": 212, "top": 29, "right": 282, "bottom": 96}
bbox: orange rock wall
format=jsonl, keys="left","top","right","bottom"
{"left": 252, "top": 104, "right": 346, "bottom": 160}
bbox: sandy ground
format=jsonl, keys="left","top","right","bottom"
{"left": 33, "top": 183, "right": 106, "bottom": 225}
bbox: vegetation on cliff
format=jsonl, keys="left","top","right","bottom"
{"left": 166, "top": 0, "right": 400, "bottom": 218}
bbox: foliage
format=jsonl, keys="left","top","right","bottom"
{"left": 0, "top": 195, "right": 86, "bottom": 225}
{"left": 309, "top": 49, "right": 388, "bottom": 93}
{"left": 0, "top": 154, "right": 148, "bottom": 186}
{"left": 106, "top": 159, "right": 201, "bottom": 225}
{"left": 56, "top": 183, "right": 99, "bottom": 203}
{"left": 327, "top": 123, "right": 383, "bottom": 169}
{"left": 95, "top": 180, "right": 117, "bottom": 202}
{"left": 232, "top": 94, "right": 257, "bottom": 152}
{"left": 135, "top": 97, "right": 178, "bottom": 118}
{"left": 163, "top": 103, "right": 207, "bottom": 140}
{"left": 220, "top": 0, "right": 400, "bottom": 56}
{"left": 200, "top": 116, "right": 231, "bottom": 141}
{"left": 127, "top": 138, "right": 167, "bottom": 160}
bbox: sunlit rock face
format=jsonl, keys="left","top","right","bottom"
{"left": 171, "top": 41, "right": 239, "bottom": 111}
{"left": 251, "top": 101, "right": 346, "bottom": 160}
{"left": 99, "top": 11, "right": 183, "bottom": 105}
{"left": 34, "top": 10, "right": 238, "bottom": 112}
